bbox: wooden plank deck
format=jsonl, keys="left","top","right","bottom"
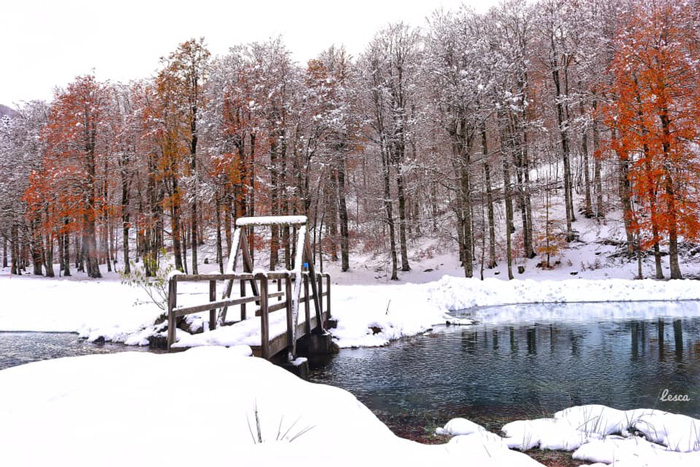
{"left": 167, "top": 271, "right": 331, "bottom": 360}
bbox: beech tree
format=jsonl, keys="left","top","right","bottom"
{"left": 426, "top": 9, "right": 493, "bottom": 278}
{"left": 305, "top": 46, "right": 358, "bottom": 272}
{"left": 536, "top": 0, "right": 577, "bottom": 242}
{"left": 1, "top": 102, "right": 50, "bottom": 275}
{"left": 207, "top": 47, "right": 263, "bottom": 266}
{"left": 603, "top": 0, "right": 700, "bottom": 279}
{"left": 4, "top": 0, "right": 698, "bottom": 281}
{"left": 33, "top": 76, "right": 111, "bottom": 278}
{"left": 158, "top": 38, "right": 210, "bottom": 274}
{"left": 361, "top": 23, "right": 422, "bottom": 279}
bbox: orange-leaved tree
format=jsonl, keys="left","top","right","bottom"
{"left": 157, "top": 38, "right": 210, "bottom": 274}
{"left": 29, "top": 75, "right": 113, "bottom": 278}
{"left": 603, "top": 0, "right": 700, "bottom": 279}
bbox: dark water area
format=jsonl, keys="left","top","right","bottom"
{"left": 0, "top": 332, "right": 154, "bottom": 370}
{"left": 3, "top": 302, "right": 700, "bottom": 448}
{"left": 309, "top": 302, "right": 700, "bottom": 438}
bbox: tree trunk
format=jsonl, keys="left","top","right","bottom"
{"left": 581, "top": 119, "right": 593, "bottom": 218}
{"left": 171, "top": 181, "right": 184, "bottom": 272}
{"left": 11, "top": 224, "right": 19, "bottom": 275}
{"left": 224, "top": 196, "right": 232, "bottom": 259}
{"left": 2, "top": 235, "right": 7, "bottom": 269}
{"left": 592, "top": 98, "right": 604, "bottom": 218}
{"left": 521, "top": 143, "right": 535, "bottom": 258}
{"left": 269, "top": 138, "right": 280, "bottom": 271}
{"left": 381, "top": 143, "right": 398, "bottom": 281}
{"left": 459, "top": 166, "right": 474, "bottom": 278}
{"left": 62, "top": 225, "right": 71, "bottom": 277}
{"left": 660, "top": 110, "right": 682, "bottom": 279}
{"left": 482, "top": 125, "right": 497, "bottom": 269}
{"left": 642, "top": 147, "right": 663, "bottom": 279}
{"left": 191, "top": 202, "right": 198, "bottom": 275}
{"left": 327, "top": 171, "right": 339, "bottom": 263}
{"left": 396, "top": 171, "right": 410, "bottom": 272}
{"left": 31, "top": 219, "right": 43, "bottom": 275}
{"left": 83, "top": 218, "right": 101, "bottom": 278}
{"left": 120, "top": 154, "right": 131, "bottom": 274}
{"left": 216, "top": 194, "right": 224, "bottom": 273}
{"left": 577, "top": 88, "right": 593, "bottom": 219}
{"left": 614, "top": 129, "right": 635, "bottom": 254}
{"left": 338, "top": 147, "right": 350, "bottom": 272}
{"left": 182, "top": 222, "right": 189, "bottom": 275}
{"left": 503, "top": 150, "right": 514, "bottom": 281}
{"left": 553, "top": 67, "right": 575, "bottom": 241}
{"left": 44, "top": 234, "right": 55, "bottom": 277}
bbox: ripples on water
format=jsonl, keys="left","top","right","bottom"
{"left": 310, "top": 302, "right": 700, "bottom": 422}
{"left": 0, "top": 332, "right": 152, "bottom": 370}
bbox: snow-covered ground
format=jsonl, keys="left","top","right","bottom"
{"left": 0, "top": 346, "right": 542, "bottom": 467}
{"left": 1, "top": 343, "right": 699, "bottom": 466}
{"left": 3, "top": 267, "right": 700, "bottom": 349}
{"left": 2, "top": 209, "right": 700, "bottom": 466}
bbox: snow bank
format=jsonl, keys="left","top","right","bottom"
{"left": 434, "top": 403, "right": 700, "bottom": 466}
{"left": 436, "top": 417, "right": 486, "bottom": 436}
{"left": 328, "top": 276, "right": 700, "bottom": 348}
{"left": 0, "top": 276, "right": 162, "bottom": 335}
{"left": 497, "top": 405, "right": 700, "bottom": 465}
{"left": 3, "top": 273, "right": 700, "bottom": 350}
{"left": 0, "top": 348, "right": 541, "bottom": 467}
{"left": 572, "top": 436, "right": 700, "bottom": 466}
{"left": 427, "top": 276, "right": 700, "bottom": 312}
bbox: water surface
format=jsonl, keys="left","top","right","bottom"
{"left": 0, "top": 332, "right": 153, "bottom": 370}
{"left": 309, "top": 302, "right": 700, "bottom": 426}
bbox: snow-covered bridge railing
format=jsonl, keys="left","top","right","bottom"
{"left": 166, "top": 215, "right": 332, "bottom": 361}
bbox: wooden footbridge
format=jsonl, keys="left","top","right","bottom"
{"left": 166, "top": 216, "right": 332, "bottom": 361}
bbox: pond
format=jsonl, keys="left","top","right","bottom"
{"left": 3, "top": 301, "right": 700, "bottom": 444}
{"left": 0, "top": 332, "right": 155, "bottom": 370}
{"left": 308, "top": 301, "right": 700, "bottom": 438}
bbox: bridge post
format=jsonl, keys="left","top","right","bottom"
{"left": 325, "top": 273, "right": 332, "bottom": 319}
{"left": 240, "top": 279, "right": 247, "bottom": 320}
{"left": 209, "top": 280, "right": 216, "bottom": 331}
{"left": 304, "top": 274, "right": 311, "bottom": 335}
{"left": 285, "top": 272, "right": 293, "bottom": 357}
{"left": 167, "top": 277, "right": 177, "bottom": 351}
{"left": 316, "top": 273, "right": 323, "bottom": 332}
{"left": 257, "top": 273, "right": 270, "bottom": 360}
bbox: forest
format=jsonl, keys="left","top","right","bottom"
{"left": 1, "top": 0, "right": 698, "bottom": 281}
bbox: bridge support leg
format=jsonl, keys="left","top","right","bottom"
{"left": 280, "top": 357, "right": 310, "bottom": 379}
{"left": 295, "top": 332, "right": 339, "bottom": 357}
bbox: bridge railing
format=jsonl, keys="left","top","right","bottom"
{"left": 167, "top": 271, "right": 331, "bottom": 358}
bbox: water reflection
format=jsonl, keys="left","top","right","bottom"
{"left": 310, "top": 302, "right": 700, "bottom": 420}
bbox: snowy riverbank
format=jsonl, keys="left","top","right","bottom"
{"left": 1, "top": 344, "right": 699, "bottom": 466}
{"left": 0, "top": 346, "right": 542, "bottom": 467}
{"left": 2, "top": 272, "right": 700, "bottom": 466}
{"left": 2, "top": 272, "right": 700, "bottom": 348}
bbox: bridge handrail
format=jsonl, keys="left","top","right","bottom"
{"left": 167, "top": 271, "right": 331, "bottom": 358}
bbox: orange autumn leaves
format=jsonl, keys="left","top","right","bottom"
{"left": 24, "top": 75, "right": 109, "bottom": 278}
{"left": 601, "top": 0, "right": 700, "bottom": 278}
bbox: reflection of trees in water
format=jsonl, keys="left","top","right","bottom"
{"left": 674, "top": 319, "right": 684, "bottom": 362}
{"left": 527, "top": 327, "right": 537, "bottom": 355}
{"left": 461, "top": 328, "right": 478, "bottom": 354}
{"left": 416, "top": 317, "right": 700, "bottom": 416}
{"left": 658, "top": 318, "right": 665, "bottom": 361}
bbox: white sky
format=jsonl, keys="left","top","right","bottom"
{"left": 2, "top": 0, "right": 499, "bottom": 106}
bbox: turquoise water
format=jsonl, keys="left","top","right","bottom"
{"left": 309, "top": 302, "right": 700, "bottom": 422}
{"left": 4, "top": 302, "right": 699, "bottom": 424}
